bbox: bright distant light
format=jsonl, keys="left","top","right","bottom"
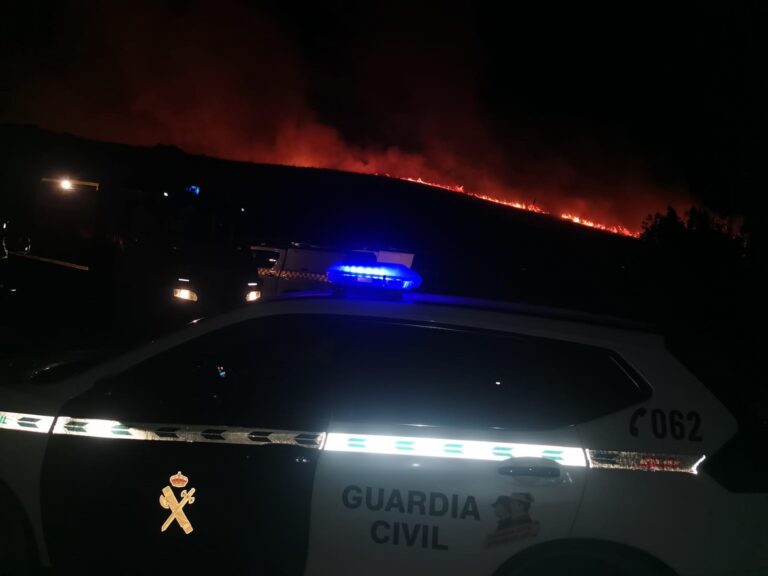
{"left": 60, "top": 179, "right": 73, "bottom": 190}
{"left": 240, "top": 207, "right": 245, "bottom": 212}
{"left": 173, "top": 288, "right": 198, "bottom": 302}
{"left": 163, "top": 191, "right": 169, "bottom": 197}
{"left": 245, "top": 290, "right": 261, "bottom": 302}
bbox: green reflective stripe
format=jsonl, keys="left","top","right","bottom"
{"left": 17, "top": 417, "right": 41, "bottom": 429}
{"left": 111, "top": 424, "right": 132, "bottom": 436}
{"left": 323, "top": 433, "right": 588, "bottom": 467}
{"left": 63, "top": 421, "right": 87, "bottom": 433}
{"left": 542, "top": 449, "right": 563, "bottom": 461}
{"left": 347, "top": 437, "right": 367, "bottom": 448}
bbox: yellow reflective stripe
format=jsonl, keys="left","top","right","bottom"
{"left": 323, "top": 432, "right": 587, "bottom": 467}
{"left": 0, "top": 410, "right": 55, "bottom": 433}
{"left": 257, "top": 267, "right": 330, "bottom": 283}
{"left": 51, "top": 416, "right": 324, "bottom": 448}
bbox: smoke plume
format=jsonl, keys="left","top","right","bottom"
{"left": 0, "top": 1, "right": 688, "bottom": 234}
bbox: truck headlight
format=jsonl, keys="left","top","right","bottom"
{"left": 245, "top": 290, "right": 261, "bottom": 302}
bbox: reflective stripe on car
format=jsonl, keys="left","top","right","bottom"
{"left": 51, "top": 416, "right": 325, "bottom": 448}
{"left": 0, "top": 410, "right": 56, "bottom": 433}
{"left": 323, "top": 432, "right": 587, "bottom": 466}
{"left": 585, "top": 449, "right": 706, "bottom": 474}
{"left": 2, "top": 411, "right": 704, "bottom": 473}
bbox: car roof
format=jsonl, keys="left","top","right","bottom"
{"left": 268, "top": 290, "right": 660, "bottom": 335}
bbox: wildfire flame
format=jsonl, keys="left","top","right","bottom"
{"left": 559, "top": 213, "right": 638, "bottom": 237}
{"left": 467, "top": 193, "right": 546, "bottom": 214}
{"left": 399, "top": 176, "right": 464, "bottom": 194}
{"left": 392, "top": 176, "right": 639, "bottom": 238}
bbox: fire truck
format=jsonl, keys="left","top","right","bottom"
{"left": 247, "top": 242, "right": 414, "bottom": 298}
{"left": 9, "top": 177, "right": 415, "bottom": 324}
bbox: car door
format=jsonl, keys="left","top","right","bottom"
{"left": 40, "top": 315, "right": 331, "bottom": 575}
{"left": 302, "top": 317, "right": 651, "bottom": 576}
{"left": 571, "top": 339, "right": 752, "bottom": 574}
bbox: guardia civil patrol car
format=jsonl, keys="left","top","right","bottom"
{"left": 1, "top": 262, "right": 766, "bottom": 576}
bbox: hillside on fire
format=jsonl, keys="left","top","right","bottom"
{"left": 0, "top": 124, "right": 643, "bottom": 313}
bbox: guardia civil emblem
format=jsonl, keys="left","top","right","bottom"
{"left": 159, "top": 471, "right": 196, "bottom": 534}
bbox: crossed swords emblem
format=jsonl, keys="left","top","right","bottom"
{"left": 159, "top": 473, "right": 196, "bottom": 534}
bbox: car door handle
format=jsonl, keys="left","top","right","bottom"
{"left": 497, "top": 459, "right": 561, "bottom": 479}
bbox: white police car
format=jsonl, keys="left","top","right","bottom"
{"left": 0, "top": 262, "right": 765, "bottom": 575}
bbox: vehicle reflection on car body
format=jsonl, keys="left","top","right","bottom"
{"left": 251, "top": 242, "right": 414, "bottom": 298}
{"left": 168, "top": 245, "right": 262, "bottom": 315}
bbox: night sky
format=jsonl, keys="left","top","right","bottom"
{"left": 2, "top": 1, "right": 766, "bottom": 233}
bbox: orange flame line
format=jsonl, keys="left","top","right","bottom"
{"left": 391, "top": 175, "right": 639, "bottom": 238}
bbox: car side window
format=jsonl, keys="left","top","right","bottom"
{"left": 65, "top": 314, "right": 648, "bottom": 432}
{"left": 321, "top": 316, "right": 650, "bottom": 430}
{"left": 66, "top": 316, "right": 335, "bottom": 430}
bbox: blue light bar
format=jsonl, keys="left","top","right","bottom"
{"left": 327, "top": 261, "right": 422, "bottom": 291}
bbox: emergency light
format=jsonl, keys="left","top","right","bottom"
{"left": 327, "top": 261, "right": 422, "bottom": 291}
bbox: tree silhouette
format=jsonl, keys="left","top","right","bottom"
{"left": 641, "top": 206, "right": 765, "bottom": 431}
